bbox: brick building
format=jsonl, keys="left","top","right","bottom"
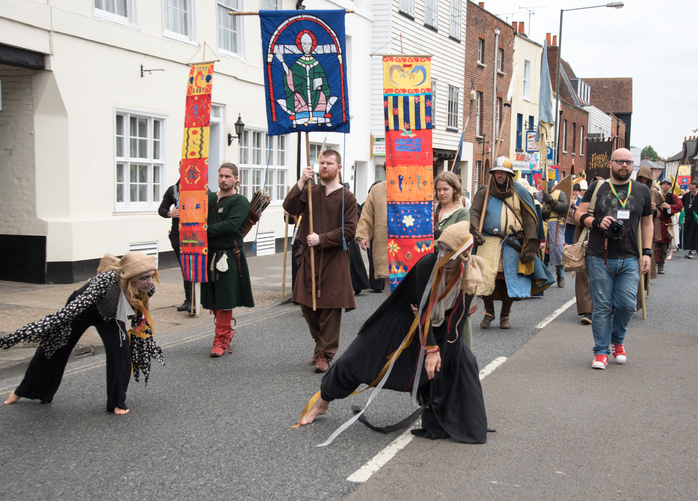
{"left": 462, "top": 1, "right": 515, "bottom": 193}
{"left": 545, "top": 37, "right": 590, "bottom": 178}
{"left": 585, "top": 78, "right": 633, "bottom": 149}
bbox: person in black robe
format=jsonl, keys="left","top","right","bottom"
{"left": 297, "top": 222, "right": 488, "bottom": 444}
{"left": 346, "top": 188, "right": 370, "bottom": 294}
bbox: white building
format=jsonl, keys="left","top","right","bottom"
{"left": 0, "top": 0, "right": 372, "bottom": 283}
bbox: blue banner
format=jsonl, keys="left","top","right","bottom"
{"left": 260, "top": 10, "right": 350, "bottom": 136}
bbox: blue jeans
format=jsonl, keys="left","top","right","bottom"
{"left": 586, "top": 255, "right": 640, "bottom": 356}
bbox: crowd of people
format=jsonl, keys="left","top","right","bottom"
{"left": 3, "top": 148, "right": 696, "bottom": 445}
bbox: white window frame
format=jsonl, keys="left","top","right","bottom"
{"left": 94, "top": 0, "right": 139, "bottom": 29}
{"left": 477, "top": 39, "right": 485, "bottom": 64}
{"left": 239, "top": 130, "right": 289, "bottom": 204}
{"left": 399, "top": 0, "right": 415, "bottom": 18}
{"left": 475, "top": 91, "right": 483, "bottom": 136}
{"left": 523, "top": 60, "right": 531, "bottom": 100}
{"left": 450, "top": 0, "right": 462, "bottom": 40}
{"left": 259, "top": 0, "right": 281, "bottom": 9}
{"left": 217, "top": 0, "right": 245, "bottom": 59}
{"left": 498, "top": 48, "right": 504, "bottom": 72}
{"left": 163, "top": 0, "right": 197, "bottom": 43}
{"left": 114, "top": 110, "right": 167, "bottom": 211}
{"left": 425, "top": 0, "right": 438, "bottom": 29}
{"left": 447, "top": 86, "right": 459, "bottom": 130}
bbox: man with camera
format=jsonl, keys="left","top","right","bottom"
{"left": 575, "top": 148, "right": 653, "bottom": 370}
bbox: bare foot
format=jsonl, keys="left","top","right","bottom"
{"left": 300, "top": 398, "right": 329, "bottom": 425}
{"left": 3, "top": 391, "right": 20, "bottom": 405}
{"left": 114, "top": 407, "right": 130, "bottom": 415}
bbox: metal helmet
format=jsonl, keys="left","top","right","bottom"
{"left": 490, "top": 156, "right": 514, "bottom": 175}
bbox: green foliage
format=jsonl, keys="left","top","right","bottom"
{"left": 641, "top": 145, "right": 658, "bottom": 161}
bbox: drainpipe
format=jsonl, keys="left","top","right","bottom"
{"left": 492, "top": 28, "right": 500, "bottom": 166}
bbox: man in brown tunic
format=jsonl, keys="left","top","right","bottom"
{"left": 283, "top": 150, "right": 357, "bottom": 373}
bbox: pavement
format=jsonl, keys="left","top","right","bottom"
{"left": 0, "top": 251, "right": 297, "bottom": 377}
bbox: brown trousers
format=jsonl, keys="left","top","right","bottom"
{"left": 575, "top": 270, "right": 593, "bottom": 315}
{"left": 300, "top": 305, "right": 342, "bottom": 360}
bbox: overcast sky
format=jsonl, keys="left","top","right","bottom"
{"left": 484, "top": 0, "right": 696, "bottom": 158}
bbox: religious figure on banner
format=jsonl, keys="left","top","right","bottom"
{"left": 260, "top": 10, "right": 350, "bottom": 136}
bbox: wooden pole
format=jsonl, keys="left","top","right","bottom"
{"left": 478, "top": 174, "right": 492, "bottom": 233}
{"left": 450, "top": 117, "right": 469, "bottom": 173}
{"left": 305, "top": 132, "right": 317, "bottom": 311}
{"left": 281, "top": 186, "right": 290, "bottom": 300}
{"left": 637, "top": 222, "right": 647, "bottom": 320}
{"left": 492, "top": 104, "right": 511, "bottom": 162}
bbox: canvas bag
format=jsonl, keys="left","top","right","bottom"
{"left": 562, "top": 180, "right": 605, "bottom": 272}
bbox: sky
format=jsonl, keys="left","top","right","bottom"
{"left": 485, "top": 0, "right": 697, "bottom": 159}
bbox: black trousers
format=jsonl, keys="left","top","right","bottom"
{"left": 15, "top": 292, "right": 131, "bottom": 411}
{"left": 170, "top": 231, "right": 193, "bottom": 302}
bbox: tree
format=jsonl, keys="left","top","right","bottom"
{"left": 641, "top": 145, "right": 658, "bottom": 161}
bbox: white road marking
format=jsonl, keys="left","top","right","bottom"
{"left": 535, "top": 298, "right": 576, "bottom": 329}
{"left": 346, "top": 357, "right": 508, "bottom": 483}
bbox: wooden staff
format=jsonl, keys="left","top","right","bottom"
{"left": 305, "top": 132, "right": 317, "bottom": 311}
{"left": 450, "top": 117, "right": 469, "bottom": 173}
{"left": 478, "top": 174, "right": 492, "bottom": 234}
{"left": 281, "top": 186, "right": 290, "bottom": 300}
{"left": 491, "top": 103, "right": 511, "bottom": 162}
{"left": 637, "top": 222, "right": 647, "bottom": 320}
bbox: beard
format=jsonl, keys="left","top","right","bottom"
{"left": 319, "top": 170, "right": 338, "bottom": 182}
{"left": 612, "top": 166, "right": 631, "bottom": 181}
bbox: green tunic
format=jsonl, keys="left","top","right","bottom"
{"left": 201, "top": 193, "right": 254, "bottom": 310}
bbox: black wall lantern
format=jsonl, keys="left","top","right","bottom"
{"left": 227, "top": 114, "right": 245, "bottom": 145}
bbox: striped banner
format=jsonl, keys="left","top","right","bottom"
{"left": 383, "top": 56, "right": 433, "bottom": 291}
{"left": 179, "top": 62, "right": 214, "bottom": 283}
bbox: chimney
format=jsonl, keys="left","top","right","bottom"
{"left": 546, "top": 33, "right": 552, "bottom": 46}
{"left": 553, "top": 35, "right": 558, "bottom": 46}
{"left": 512, "top": 21, "right": 518, "bottom": 31}
{"left": 518, "top": 21, "right": 525, "bottom": 34}
{"left": 479, "top": 2, "right": 485, "bottom": 8}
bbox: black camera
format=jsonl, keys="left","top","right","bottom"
{"left": 604, "top": 219, "right": 627, "bottom": 240}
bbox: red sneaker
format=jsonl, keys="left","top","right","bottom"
{"left": 612, "top": 344, "right": 627, "bottom": 364}
{"left": 591, "top": 354, "right": 608, "bottom": 370}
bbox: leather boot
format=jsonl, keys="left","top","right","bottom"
{"left": 211, "top": 310, "right": 232, "bottom": 357}
{"left": 658, "top": 263, "right": 664, "bottom": 274}
{"left": 314, "top": 351, "right": 329, "bottom": 373}
{"left": 178, "top": 280, "right": 193, "bottom": 312}
{"left": 224, "top": 315, "right": 237, "bottom": 354}
{"left": 500, "top": 299, "right": 513, "bottom": 329}
{"left": 481, "top": 295, "right": 496, "bottom": 329}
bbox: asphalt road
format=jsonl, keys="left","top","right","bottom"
{"left": 1, "top": 255, "right": 696, "bottom": 500}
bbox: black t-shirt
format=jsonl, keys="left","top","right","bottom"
{"left": 582, "top": 179, "right": 653, "bottom": 260}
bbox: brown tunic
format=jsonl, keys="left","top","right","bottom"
{"left": 283, "top": 183, "right": 357, "bottom": 311}
{"left": 355, "top": 181, "right": 388, "bottom": 279}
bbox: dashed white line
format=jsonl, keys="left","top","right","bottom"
{"left": 346, "top": 356, "right": 509, "bottom": 483}
{"left": 535, "top": 298, "right": 576, "bottom": 329}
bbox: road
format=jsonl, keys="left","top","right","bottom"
{"left": 1, "top": 256, "right": 696, "bottom": 500}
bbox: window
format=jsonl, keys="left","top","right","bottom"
{"left": 572, "top": 122, "right": 577, "bottom": 154}
{"left": 94, "top": 0, "right": 137, "bottom": 27}
{"left": 498, "top": 48, "right": 504, "bottom": 72}
{"left": 239, "top": 130, "right": 288, "bottom": 203}
{"left": 528, "top": 115, "right": 535, "bottom": 131}
{"left": 450, "top": 0, "right": 462, "bottom": 40}
{"left": 399, "top": 0, "right": 415, "bottom": 17}
{"left": 308, "top": 143, "right": 338, "bottom": 165}
{"left": 563, "top": 119, "right": 568, "bottom": 153}
{"left": 260, "top": 0, "right": 280, "bottom": 9}
{"left": 477, "top": 39, "right": 485, "bottom": 64}
{"left": 431, "top": 79, "right": 437, "bottom": 124}
{"left": 516, "top": 113, "right": 523, "bottom": 150}
{"left": 163, "top": 0, "right": 196, "bottom": 42}
{"left": 218, "top": 0, "right": 243, "bottom": 57}
{"left": 115, "top": 111, "right": 165, "bottom": 210}
{"left": 474, "top": 160, "right": 481, "bottom": 191}
{"left": 425, "top": 0, "right": 438, "bottom": 29}
{"left": 476, "top": 91, "right": 483, "bottom": 136}
{"left": 580, "top": 125, "right": 585, "bottom": 155}
{"left": 523, "top": 60, "right": 531, "bottom": 100}
{"left": 495, "top": 97, "right": 502, "bottom": 138}
{"left": 447, "top": 86, "right": 459, "bottom": 129}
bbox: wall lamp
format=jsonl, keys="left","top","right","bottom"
{"left": 227, "top": 114, "right": 245, "bottom": 146}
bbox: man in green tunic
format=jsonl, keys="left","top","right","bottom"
{"left": 201, "top": 163, "right": 254, "bottom": 357}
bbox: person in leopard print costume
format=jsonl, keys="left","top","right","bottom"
{"left": 2, "top": 252, "right": 164, "bottom": 415}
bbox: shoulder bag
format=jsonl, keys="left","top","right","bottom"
{"left": 562, "top": 180, "right": 605, "bottom": 272}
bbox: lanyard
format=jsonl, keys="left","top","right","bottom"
{"left": 609, "top": 182, "right": 631, "bottom": 209}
